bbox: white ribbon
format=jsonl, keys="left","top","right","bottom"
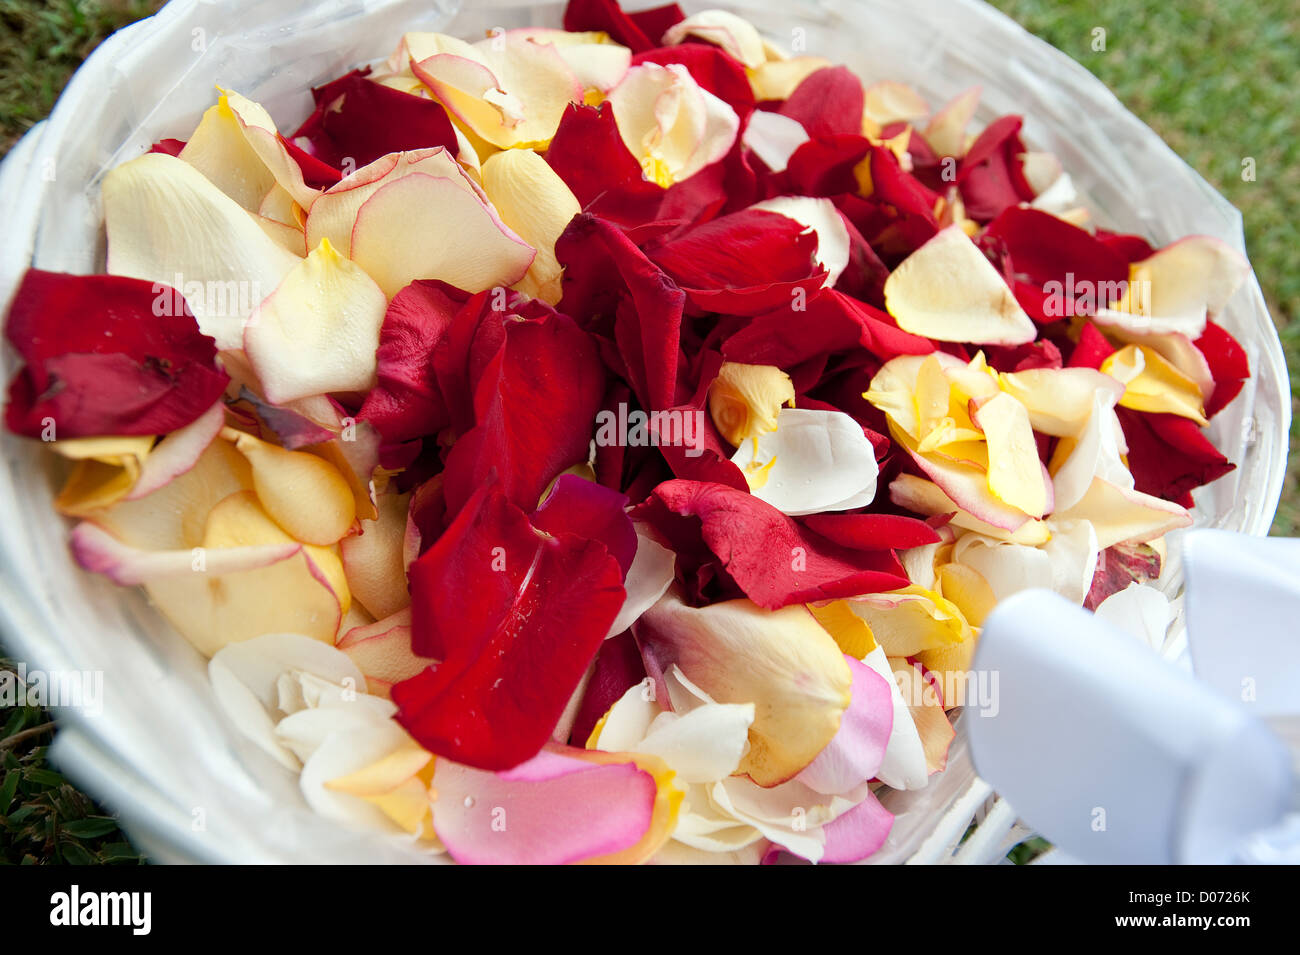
{"left": 967, "top": 528, "right": 1298, "bottom": 864}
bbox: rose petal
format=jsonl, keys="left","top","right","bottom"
{"left": 884, "top": 225, "right": 1036, "bottom": 345}
{"left": 634, "top": 589, "right": 852, "bottom": 786}
{"left": 103, "top": 153, "right": 302, "bottom": 350}
{"left": 226, "top": 427, "right": 357, "bottom": 545}
{"left": 340, "top": 490, "right": 411, "bottom": 620}
{"left": 394, "top": 482, "right": 625, "bottom": 769}
{"left": 431, "top": 746, "right": 670, "bottom": 864}
{"left": 730, "top": 407, "right": 879, "bottom": 515}
{"left": 349, "top": 171, "right": 535, "bottom": 299}
{"left": 3, "top": 270, "right": 229, "bottom": 438}
{"left": 797, "top": 654, "right": 893, "bottom": 795}
{"left": 480, "top": 148, "right": 581, "bottom": 305}
{"left": 244, "top": 238, "right": 387, "bottom": 403}
{"left": 633, "top": 479, "right": 910, "bottom": 608}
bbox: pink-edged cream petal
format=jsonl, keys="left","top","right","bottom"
{"left": 663, "top": 10, "right": 767, "bottom": 68}
{"left": 125, "top": 401, "right": 226, "bottom": 500}
{"left": 337, "top": 609, "right": 434, "bottom": 699}
{"left": 349, "top": 172, "right": 535, "bottom": 298}
{"left": 889, "top": 473, "right": 1050, "bottom": 545}
{"left": 304, "top": 148, "right": 470, "bottom": 257}
{"left": 797, "top": 654, "right": 894, "bottom": 796}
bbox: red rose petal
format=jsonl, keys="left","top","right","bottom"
{"left": 568, "top": 629, "right": 647, "bottom": 746}
{"left": 557, "top": 213, "right": 684, "bottom": 413}
{"left": 148, "top": 138, "right": 186, "bottom": 156}
{"left": 1066, "top": 321, "right": 1116, "bottom": 370}
{"left": 983, "top": 207, "right": 1128, "bottom": 321}
{"left": 533, "top": 473, "right": 638, "bottom": 576}
{"left": 357, "top": 280, "right": 463, "bottom": 445}
{"left": 1095, "top": 228, "right": 1156, "bottom": 264}
{"left": 779, "top": 66, "right": 865, "bottom": 139}
{"left": 634, "top": 480, "right": 910, "bottom": 609}
{"left": 801, "top": 513, "right": 942, "bottom": 551}
{"left": 780, "top": 133, "right": 870, "bottom": 197}
{"left": 4, "top": 270, "right": 228, "bottom": 439}
{"left": 290, "top": 69, "right": 461, "bottom": 170}
{"left": 723, "top": 288, "right": 933, "bottom": 367}
{"left": 546, "top": 103, "right": 665, "bottom": 225}
{"left": 563, "top": 0, "right": 685, "bottom": 53}
{"left": 441, "top": 306, "right": 605, "bottom": 516}
{"left": 1195, "top": 320, "right": 1250, "bottom": 418}
{"left": 278, "top": 134, "right": 342, "bottom": 189}
{"left": 396, "top": 481, "right": 625, "bottom": 770}
{"left": 1117, "top": 408, "right": 1235, "bottom": 506}
{"left": 957, "top": 115, "right": 1035, "bottom": 222}
{"left": 646, "top": 207, "right": 824, "bottom": 316}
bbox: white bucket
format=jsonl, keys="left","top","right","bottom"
{"left": 0, "top": 0, "right": 1289, "bottom": 863}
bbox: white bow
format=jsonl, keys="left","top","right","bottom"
{"left": 967, "top": 528, "right": 1299, "bottom": 864}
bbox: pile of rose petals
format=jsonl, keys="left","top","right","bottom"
{"left": 2, "top": 0, "right": 1254, "bottom": 864}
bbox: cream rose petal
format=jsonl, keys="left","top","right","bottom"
{"left": 663, "top": 10, "right": 767, "bottom": 68}
{"left": 884, "top": 225, "right": 1036, "bottom": 346}
{"left": 1057, "top": 477, "right": 1192, "bottom": 550}
{"left": 606, "top": 531, "right": 676, "bottom": 638}
{"left": 208, "top": 632, "right": 370, "bottom": 769}
{"left": 748, "top": 56, "right": 831, "bottom": 101}
{"left": 1095, "top": 235, "right": 1251, "bottom": 338}
{"left": 729, "top": 407, "right": 878, "bottom": 516}
{"left": 924, "top": 87, "right": 980, "bottom": 156}
{"left": 751, "top": 196, "right": 850, "bottom": 287}
{"left": 221, "top": 89, "right": 321, "bottom": 209}
{"left": 863, "top": 81, "right": 929, "bottom": 128}
{"left": 244, "top": 238, "right": 387, "bottom": 403}
{"left": 103, "top": 153, "right": 302, "bottom": 350}
{"left": 349, "top": 171, "right": 536, "bottom": 298}
{"left": 480, "top": 148, "right": 581, "bottom": 305}
{"left": 507, "top": 28, "right": 632, "bottom": 93}
{"left": 634, "top": 591, "right": 851, "bottom": 787}
{"left": 862, "top": 645, "right": 928, "bottom": 790}
{"left": 178, "top": 94, "right": 278, "bottom": 210}
{"left": 339, "top": 491, "right": 412, "bottom": 620}
{"left": 742, "top": 110, "right": 809, "bottom": 174}
{"left": 608, "top": 62, "right": 739, "bottom": 186}
{"left": 225, "top": 427, "right": 357, "bottom": 546}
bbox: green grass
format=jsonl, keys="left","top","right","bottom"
{"left": 0, "top": 0, "right": 1296, "bottom": 865}
{"left": 1, "top": 659, "right": 144, "bottom": 864}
